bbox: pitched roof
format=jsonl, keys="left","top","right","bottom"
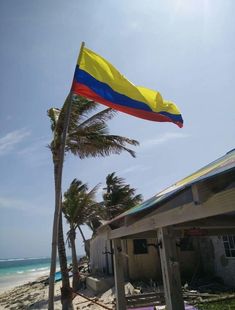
{"left": 108, "top": 149, "right": 235, "bottom": 224}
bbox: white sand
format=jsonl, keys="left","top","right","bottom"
{"left": 0, "top": 277, "right": 115, "bottom": 309}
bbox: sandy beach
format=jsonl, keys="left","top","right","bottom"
{"left": 0, "top": 276, "right": 115, "bottom": 310}
{"left": 0, "top": 270, "right": 51, "bottom": 295}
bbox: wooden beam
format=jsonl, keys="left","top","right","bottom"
{"left": 162, "top": 228, "right": 235, "bottom": 237}
{"left": 121, "top": 230, "right": 158, "bottom": 240}
{"left": 113, "top": 239, "right": 126, "bottom": 310}
{"left": 121, "top": 216, "right": 235, "bottom": 238}
{"left": 157, "top": 227, "right": 184, "bottom": 310}
{"left": 108, "top": 188, "right": 235, "bottom": 239}
{"left": 185, "top": 228, "right": 235, "bottom": 236}
{"left": 191, "top": 184, "right": 200, "bottom": 204}
{"left": 173, "top": 215, "right": 235, "bottom": 229}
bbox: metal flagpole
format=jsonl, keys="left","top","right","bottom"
{"left": 48, "top": 42, "right": 85, "bottom": 310}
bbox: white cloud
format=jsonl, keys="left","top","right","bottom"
{"left": 141, "top": 132, "right": 190, "bottom": 149}
{"left": 120, "top": 165, "right": 150, "bottom": 175}
{"left": 0, "top": 129, "right": 31, "bottom": 156}
{"left": 0, "top": 196, "right": 51, "bottom": 216}
{"left": 95, "top": 186, "right": 105, "bottom": 201}
{"left": 0, "top": 197, "right": 28, "bottom": 211}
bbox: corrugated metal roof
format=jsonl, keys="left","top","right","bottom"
{"left": 109, "top": 149, "right": 235, "bottom": 223}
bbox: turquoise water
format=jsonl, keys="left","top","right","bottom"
{"left": 0, "top": 257, "right": 72, "bottom": 292}
{"left": 0, "top": 257, "right": 52, "bottom": 277}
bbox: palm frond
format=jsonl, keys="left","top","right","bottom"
{"left": 49, "top": 95, "right": 139, "bottom": 160}
{"left": 72, "top": 95, "right": 98, "bottom": 116}
{"left": 66, "top": 129, "right": 139, "bottom": 158}
{"left": 62, "top": 178, "right": 101, "bottom": 229}
{"left": 102, "top": 172, "right": 143, "bottom": 220}
{"left": 78, "top": 108, "right": 117, "bottom": 129}
{"left": 47, "top": 108, "right": 61, "bottom": 132}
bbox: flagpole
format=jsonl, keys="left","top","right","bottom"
{"left": 48, "top": 42, "right": 85, "bottom": 310}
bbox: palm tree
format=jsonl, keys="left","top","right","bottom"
{"left": 103, "top": 172, "right": 143, "bottom": 220}
{"left": 85, "top": 204, "right": 104, "bottom": 235}
{"left": 48, "top": 95, "right": 139, "bottom": 309}
{"left": 48, "top": 95, "right": 73, "bottom": 310}
{"left": 62, "top": 179, "right": 98, "bottom": 291}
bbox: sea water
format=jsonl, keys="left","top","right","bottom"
{"left": 0, "top": 257, "right": 72, "bottom": 293}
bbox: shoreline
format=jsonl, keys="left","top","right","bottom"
{"left": 0, "top": 270, "right": 50, "bottom": 294}
{"left": 0, "top": 256, "right": 74, "bottom": 295}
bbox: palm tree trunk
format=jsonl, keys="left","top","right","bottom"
{"left": 58, "top": 212, "right": 73, "bottom": 309}
{"left": 48, "top": 156, "right": 63, "bottom": 309}
{"left": 49, "top": 159, "right": 73, "bottom": 310}
{"left": 78, "top": 225, "right": 90, "bottom": 258}
{"left": 48, "top": 94, "right": 73, "bottom": 310}
{"left": 69, "top": 226, "right": 80, "bottom": 291}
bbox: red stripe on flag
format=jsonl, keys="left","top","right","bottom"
{"left": 72, "top": 82, "right": 183, "bottom": 127}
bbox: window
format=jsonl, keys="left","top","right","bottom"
{"left": 133, "top": 239, "right": 148, "bottom": 254}
{"left": 223, "top": 235, "right": 235, "bottom": 257}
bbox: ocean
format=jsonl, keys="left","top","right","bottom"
{"left": 0, "top": 257, "right": 72, "bottom": 293}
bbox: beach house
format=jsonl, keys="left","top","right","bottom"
{"left": 89, "top": 149, "right": 235, "bottom": 309}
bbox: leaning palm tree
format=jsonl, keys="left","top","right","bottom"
{"left": 62, "top": 179, "right": 98, "bottom": 291}
{"left": 48, "top": 94, "right": 139, "bottom": 309}
{"left": 85, "top": 203, "right": 105, "bottom": 235}
{"left": 103, "top": 172, "right": 143, "bottom": 220}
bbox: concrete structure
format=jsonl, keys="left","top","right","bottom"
{"left": 86, "top": 276, "right": 114, "bottom": 294}
{"left": 200, "top": 235, "right": 235, "bottom": 287}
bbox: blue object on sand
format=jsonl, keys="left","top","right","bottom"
{"left": 54, "top": 271, "right": 72, "bottom": 282}
{"left": 44, "top": 271, "right": 72, "bottom": 284}
{"left": 55, "top": 271, "right": 62, "bottom": 282}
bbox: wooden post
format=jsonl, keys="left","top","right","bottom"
{"left": 113, "top": 239, "right": 126, "bottom": 310}
{"left": 157, "top": 227, "right": 184, "bottom": 310}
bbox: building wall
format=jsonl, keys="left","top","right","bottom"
{"left": 199, "top": 237, "right": 215, "bottom": 276}
{"left": 90, "top": 234, "right": 198, "bottom": 282}
{"left": 126, "top": 238, "right": 162, "bottom": 281}
{"left": 199, "top": 236, "right": 235, "bottom": 287}
{"left": 90, "top": 232, "right": 113, "bottom": 275}
{"left": 178, "top": 249, "right": 199, "bottom": 280}
{"left": 126, "top": 238, "right": 198, "bottom": 282}
{"left": 211, "top": 236, "right": 235, "bottom": 286}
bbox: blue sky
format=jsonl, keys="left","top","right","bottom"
{"left": 0, "top": 0, "right": 234, "bottom": 259}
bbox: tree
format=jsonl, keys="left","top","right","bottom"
{"left": 85, "top": 203, "right": 104, "bottom": 235}
{"left": 48, "top": 95, "right": 139, "bottom": 309}
{"left": 103, "top": 172, "right": 143, "bottom": 220}
{"left": 62, "top": 179, "right": 98, "bottom": 291}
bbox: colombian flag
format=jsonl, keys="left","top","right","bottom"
{"left": 71, "top": 47, "right": 183, "bottom": 128}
